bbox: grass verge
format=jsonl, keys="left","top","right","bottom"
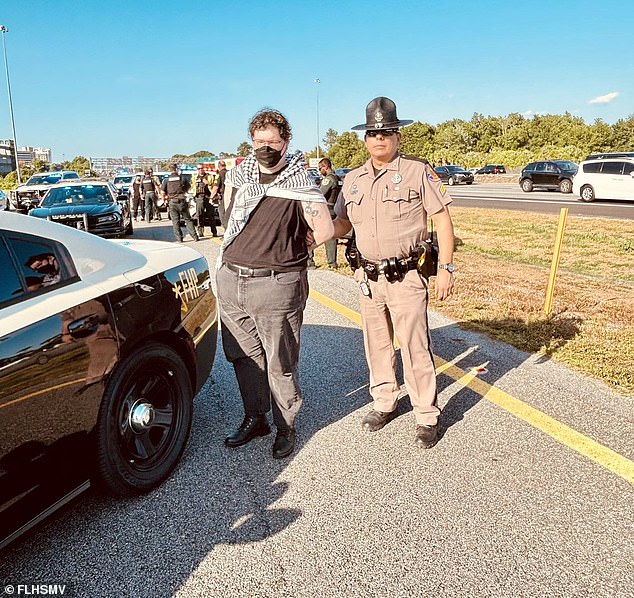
{"left": 313, "top": 207, "right": 634, "bottom": 395}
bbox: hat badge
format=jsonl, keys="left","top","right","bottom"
{"left": 374, "top": 110, "right": 384, "bottom": 128}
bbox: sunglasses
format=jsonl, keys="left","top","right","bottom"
{"left": 366, "top": 129, "right": 399, "bottom": 137}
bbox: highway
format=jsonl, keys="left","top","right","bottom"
{"left": 449, "top": 182, "right": 634, "bottom": 220}
{"left": 1, "top": 222, "right": 632, "bottom": 598}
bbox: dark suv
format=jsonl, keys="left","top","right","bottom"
{"left": 519, "top": 160, "right": 578, "bottom": 193}
{"left": 476, "top": 164, "right": 506, "bottom": 174}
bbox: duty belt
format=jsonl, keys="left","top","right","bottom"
{"left": 360, "top": 255, "right": 419, "bottom": 283}
{"left": 346, "top": 245, "right": 427, "bottom": 282}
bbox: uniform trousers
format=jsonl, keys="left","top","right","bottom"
{"left": 131, "top": 194, "right": 144, "bottom": 219}
{"left": 168, "top": 200, "right": 198, "bottom": 241}
{"left": 357, "top": 268, "right": 440, "bottom": 426}
{"left": 217, "top": 264, "right": 308, "bottom": 430}
{"left": 195, "top": 197, "right": 217, "bottom": 236}
{"left": 144, "top": 192, "right": 160, "bottom": 222}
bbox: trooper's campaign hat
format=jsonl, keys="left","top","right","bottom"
{"left": 351, "top": 96, "right": 413, "bottom": 131}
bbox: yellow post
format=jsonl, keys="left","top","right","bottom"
{"left": 543, "top": 208, "right": 569, "bottom": 315}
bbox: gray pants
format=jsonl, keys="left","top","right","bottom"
{"left": 144, "top": 192, "right": 160, "bottom": 222}
{"left": 168, "top": 200, "right": 198, "bottom": 241}
{"left": 217, "top": 264, "right": 309, "bottom": 430}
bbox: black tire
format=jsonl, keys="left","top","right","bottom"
{"left": 521, "top": 178, "right": 533, "bottom": 192}
{"left": 466, "top": 181, "right": 473, "bottom": 185}
{"left": 447, "top": 176, "right": 455, "bottom": 186}
{"left": 95, "top": 343, "right": 193, "bottom": 496}
{"left": 579, "top": 185, "right": 595, "bottom": 203}
{"left": 559, "top": 179, "right": 572, "bottom": 194}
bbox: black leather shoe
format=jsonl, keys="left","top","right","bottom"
{"left": 415, "top": 423, "right": 439, "bottom": 449}
{"left": 362, "top": 409, "right": 396, "bottom": 432}
{"left": 225, "top": 415, "right": 271, "bottom": 447}
{"left": 272, "top": 428, "right": 296, "bottom": 459}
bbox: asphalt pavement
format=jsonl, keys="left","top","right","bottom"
{"left": 1, "top": 220, "right": 632, "bottom": 598}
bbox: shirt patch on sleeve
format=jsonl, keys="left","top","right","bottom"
{"left": 439, "top": 183, "right": 447, "bottom": 196}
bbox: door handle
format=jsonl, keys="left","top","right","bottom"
{"left": 68, "top": 315, "right": 99, "bottom": 338}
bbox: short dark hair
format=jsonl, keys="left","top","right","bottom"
{"left": 171, "top": 163, "right": 179, "bottom": 171}
{"left": 218, "top": 160, "right": 226, "bottom": 167}
{"left": 318, "top": 158, "right": 332, "bottom": 169}
{"left": 248, "top": 109, "right": 292, "bottom": 142}
{"left": 25, "top": 253, "right": 54, "bottom": 268}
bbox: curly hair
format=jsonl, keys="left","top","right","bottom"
{"left": 248, "top": 109, "right": 292, "bottom": 142}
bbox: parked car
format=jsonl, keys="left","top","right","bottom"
{"left": 572, "top": 157, "right": 634, "bottom": 202}
{"left": 519, "top": 160, "right": 578, "bottom": 193}
{"left": 433, "top": 165, "right": 474, "bottom": 186}
{"left": 112, "top": 173, "right": 142, "bottom": 196}
{"left": 10, "top": 171, "right": 80, "bottom": 213}
{"left": 0, "top": 211, "right": 218, "bottom": 549}
{"left": 585, "top": 152, "right": 634, "bottom": 160}
{"left": 29, "top": 180, "right": 133, "bottom": 238}
{"left": 476, "top": 164, "right": 506, "bottom": 174}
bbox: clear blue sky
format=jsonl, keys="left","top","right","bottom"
{"left": 1, "top": 0, "right": 632, "bottom": 162}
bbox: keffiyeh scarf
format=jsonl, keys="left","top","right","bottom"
{"left": 220, "top": 150, "right": 325, "bottom": 256}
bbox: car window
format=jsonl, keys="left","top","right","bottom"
{"left": 63, "top": 172, "right": 79, "bottom": 180}
{"left": 583, "top": 162, "right": 601, "bottom": 173}
{"left": 623, "top": 162, "right": 634, "bottom": 175}
{"left": 601, "top": 161, "right": 624, "bottom": 175}
{"left": 0, "top": 235, "right": 73, "bottom": 305}
{"left": 535, "top": 163, "right": 546, "bottom": 172}
{"left": 545, "top": 163, "right": 557, "bottom": 172}
{"left": 43, "top": 185, "right": 114, "bottom": 206}
{"left": 0, "top": 239, "right": 23, "bottom": 304}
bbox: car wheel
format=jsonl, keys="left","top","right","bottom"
{"left": 521, "top": 178, "right": 533, "bottom": 192}
{"left": 579, "top": 185, "right": 595, "bottom": 203}
{"left": 559, "top": 179, "right": 573, "bottom": 194}
{"left": 447, "top": 176, "right": 455, "bottom": 186}
{"left": 95, "top": 343, "right": 193, "bottom": 496}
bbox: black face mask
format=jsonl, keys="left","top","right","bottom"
{"left": 254, "top": 145, "right": 283, "bottom": 168}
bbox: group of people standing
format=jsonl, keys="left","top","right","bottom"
{"left": 129, "top": 169, "right": 162, "bottom": 223}
{"left": 214, "top": 97, "right": 455, "bottom": 460}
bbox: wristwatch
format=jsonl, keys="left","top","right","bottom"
{"left": 438, "top": 262, "right": 455, "bottom": 273}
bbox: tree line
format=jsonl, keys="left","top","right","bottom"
{"left": 317, "top": 112, "right": 634, "bottom": 170}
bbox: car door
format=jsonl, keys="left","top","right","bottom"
{"left": 0, "top": 232, "right": 116, "bottom": 545}
{"left": 532, "top": 162, "right": 547, "bottom": 187}
{"left": 601, "top": 161, "right": 633, "bottom": 200}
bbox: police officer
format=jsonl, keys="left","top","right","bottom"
{"left": 194, "top": 170, "right": 217, "bottom": 238}
{"left": 210, "top": 160, "right": 228, "bottom": 231}
{"left": 161, "top": 163, "right": 199, "bottom": 242}
{"left": 331, "top": 97, "right": 455, "bottom": 449}
{"left": 130, "top": 174, "right": 144, "bottom": 221}
{"left": 318, "top": 157, "right": 340, "bottom": 269}
{"left": 141, "top": 169, "right": 161, "bottom": 222}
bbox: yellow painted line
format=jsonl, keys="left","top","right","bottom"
{"left": 0, "top": 378, "right": 86, "bottom": 410}
{"left": 309, "top": 289, "right": 634, "bottom": 485}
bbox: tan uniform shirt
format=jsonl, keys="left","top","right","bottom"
{"left": 335, "top": 154, "right": 452, "bottom": 261}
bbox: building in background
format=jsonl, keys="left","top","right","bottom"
{"left": 0, "top": 139, "right": 16, "bottom": 176}
{"left": 16, "top": 146, "right": 52, "bottom": 166}
{"left": 90, "top": 156, "right": 168, "bottom": 175}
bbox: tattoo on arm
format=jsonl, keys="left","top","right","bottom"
{"left": 304, "top": 202, "right": 320, "bottom": 218}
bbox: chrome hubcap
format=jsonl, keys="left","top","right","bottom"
{"left": 129, "top": 401, "right": 154, "bottom": 432}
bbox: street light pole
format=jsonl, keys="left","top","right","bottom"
{"left": 0, "top": 25, "right": 21, "bottom": 184}
{"left": 314, "top": 78, "right": 320, "bottom": 159}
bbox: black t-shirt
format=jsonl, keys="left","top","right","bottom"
{"left": 223, "top": 169, "right": 310, "bottom": 271}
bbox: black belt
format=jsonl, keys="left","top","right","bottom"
{"left": 361, "top": 255, "right": 420, "bottom": 283}
{"left": 225, "top": 262, "right": 275, "bottom": 278}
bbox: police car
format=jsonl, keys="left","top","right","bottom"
{"left": 0, "top": 212, "right": 218, "bottom": 549}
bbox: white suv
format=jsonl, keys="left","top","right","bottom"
{"left": 573, "top": 156, "right": 634, "bottom": 202}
